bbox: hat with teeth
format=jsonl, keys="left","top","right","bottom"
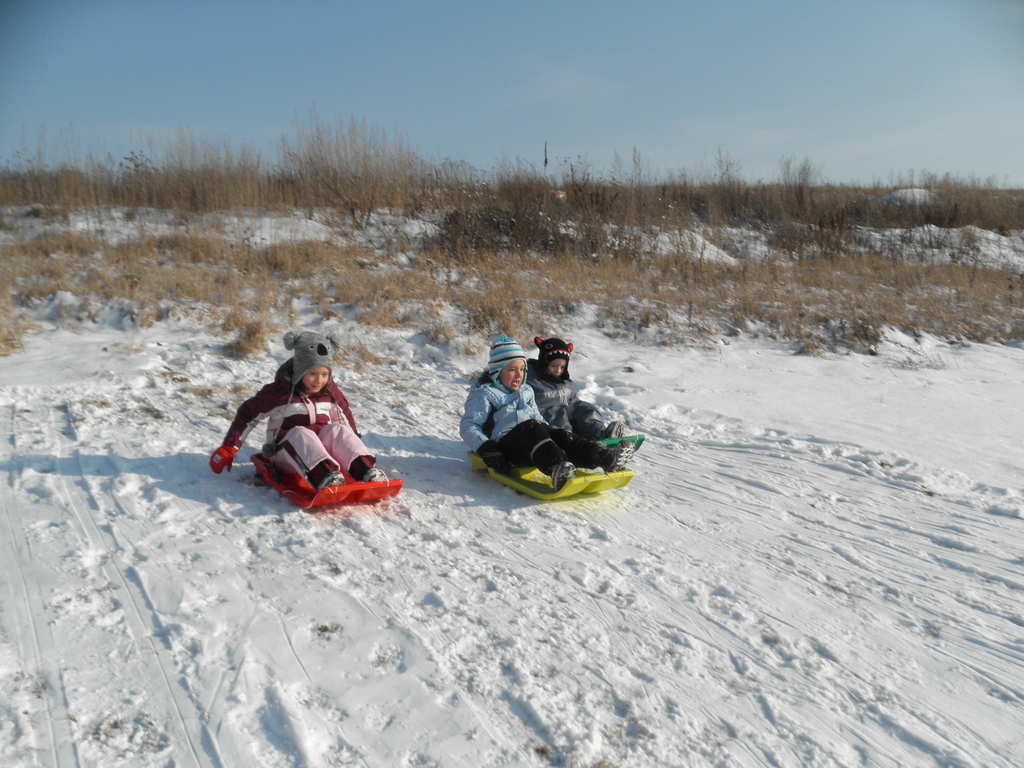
{"left": 534, "top": 336, "right": 573, "bottom": 379}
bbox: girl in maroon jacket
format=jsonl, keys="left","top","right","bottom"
{"left": 209, "top": 330, "right": 385, "bottom": 489}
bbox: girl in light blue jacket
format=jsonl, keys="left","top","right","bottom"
{"left": 460, "top": 335, "right": 619, "bottom": 491}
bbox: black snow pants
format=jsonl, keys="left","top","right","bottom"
{"left": 496, "top": 420, "right": 607, "bottom": 475}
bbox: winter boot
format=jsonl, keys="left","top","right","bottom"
{"left": 602, "top": 420, "right": 627, "bottom": 439}
{"left": 308, "top": 460, "right": 345, "bottom": 490}
{"left": 549, "top": 461, "right": 576, "bottom": 491}
{"left": 348, "top": 456, "right": 381, "bottom": 482}
{"left": 600, "top": 441, "right": 634, "bottom": 472}
{"left": 315, "top": 471, "right": 347, "bottom": 490}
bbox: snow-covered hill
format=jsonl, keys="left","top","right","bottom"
{"left": 3, "top": 204, "right": 1024, "bottom": 271}
{"left": 1, "top": 308, "right": 1022, "bottom": 767}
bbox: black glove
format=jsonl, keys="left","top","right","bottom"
{"left": 477, "top": 440, "right": 512, "bottom": 475}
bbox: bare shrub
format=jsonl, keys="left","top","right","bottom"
{"left": 278, "top": 115, "right": 429, "bottom": 219}
{"left": 337, "top": 343, "right": 384, "bottom": 372}
{"left": 0, "top": 289, "right": 32, "bottom": 354}
{"left": 421, "top": 320, "right": 456, "bottom": 347}
{"left": 249, "top": 240, "right": 347, "bottom": 279}
{"left": 222, "top": 315, "right": 270, "bottom": 358}
{"left": 438, "top": 208, "right": 518, "bottom": 254}
{"left": 152, "top": 234, "right": 230, "bottom": 264}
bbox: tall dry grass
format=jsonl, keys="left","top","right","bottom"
{"left": 3, "top": 122, "right": 1022, "bottom": 233}
{"left": 0, "top": 288, "right": 33, "bottom": 355}
{"left": 3, "top": 120, "right": 1024, "bottom": 358}
{"left": 3, "top": 222, "right": 1023, "bottom": 357}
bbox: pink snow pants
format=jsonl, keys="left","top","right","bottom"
{"left": 273, "top": 424, "right": 373, "bottom": 478}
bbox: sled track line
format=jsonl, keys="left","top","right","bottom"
{"left": 2, "top": 507, "right": 77, "bottom": 768}
{"left": 388, "top": 497, "right": 768, "bottom": 758}
{"left": 583, "top": 437, "right": 1017, "bottom": 765}
{"left": 48, "top": 402, "right": 217, "bottom": 768}
{"left": 95, "top": 404, "right": 386, "bottom": 768}
{"left": 2, "top": 406, "right": 55, "bottom": 768}
{"left": 301, "top": 506, "right": 524, "bottom": 756}
{"left": 3, "top": 402, "right": 81, "bottom": 768}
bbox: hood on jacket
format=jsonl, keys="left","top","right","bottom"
{"left": 532, "top": 336, "right": 573, "bottom": 382}
{"left": 276, "top": 359, "right": 332, "bottom": 396}
{"left": 527, "top": 356, "right": 571, "bottom": 384}
{"left": 476, "top": 368, "right": 525, "bottom": 394}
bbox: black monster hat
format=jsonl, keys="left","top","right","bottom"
{"left": 534, "top": 336, "right": 573, "bottom": 380}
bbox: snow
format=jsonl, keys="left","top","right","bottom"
{"left": 6, "top": 204, "right": 1023, "bottom": 272}
{"left": 2, "top": 212, "right": 1024, "bottom": 768}
{"left": 613, "top": 227, "right": 737, "bottom": 264}
{"left": 873, "top": 188, "right": 937, "bottom": 206}
{"left": 849, "top": 224, "right": 1024, "bottom": 272}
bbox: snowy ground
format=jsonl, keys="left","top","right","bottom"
{"left": 1, "top": 307, "right": 1023, "bottom": 768}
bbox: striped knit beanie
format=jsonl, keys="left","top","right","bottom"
{"left": 487, "top": 335, "right": 527, "bottom": 381}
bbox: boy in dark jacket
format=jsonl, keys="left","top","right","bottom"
{"left": 209, "top": 330, "right": 385, "bottom": 489}
{"left": 527, "top": 336, "right": 627, "bottom": 440}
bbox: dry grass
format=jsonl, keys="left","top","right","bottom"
{"left": 3, "top": 123, "right": 1024, "bottom": 357}
{"left": 222, "top": 314, "right": 272, "bottom": 359}
{"left": 459, "top": 250, "right": 1024, "bottom": 352}
{"left": 3, "top": 122, "right": 1022, "bottom": 234}
{"left": 0, "top": 289, "right": 33, "bottom": 355}
{"left": 2, "top": 225, "right": 1023, "bottom": 357}
{"left": 336, "top": 343, "right": 386, "bottom": 373}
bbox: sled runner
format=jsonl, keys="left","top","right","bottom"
{"left": 468, "top": 452, "right": 634, "bottom": 500}
{"left": 252, "top": 453, "right": 402, "bottom": 508}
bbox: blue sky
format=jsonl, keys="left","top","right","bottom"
{"left": 2, "top": 0, "right": 1022, "bottom": 184}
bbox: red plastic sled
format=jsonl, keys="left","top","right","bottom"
{"left": 252, "top": 453, "right": 402, "bottom": 509}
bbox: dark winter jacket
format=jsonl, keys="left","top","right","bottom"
{"left": 525, "top": 358, "right": 605, "bottom": 440}
{"left": 222, "top": 360, "right": 358, "bottom": 449}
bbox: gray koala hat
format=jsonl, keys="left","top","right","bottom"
{"left": 283, "top": 330, "right": 340, "bottom": 383}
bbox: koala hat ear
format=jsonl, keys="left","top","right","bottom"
{"left": 324, "top": 334, "right": 341, "bottom": 354}
{"left": 283, "top": 331, "right": 299, "bottom": 351}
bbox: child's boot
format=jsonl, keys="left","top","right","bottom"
{"left": 549, "top": 461, "right": 576, "bottom": 491}
{"left": 349, "top": 456, "right": 386, "bottom": 483}
{"left": 308, "top": 460, "right": 345, "bottom": 490}
{"left": 600, "top": 441, "right": 633, "bottom": 472}
{"left": 602, "top": 420, "right": 627, "bottom": 439}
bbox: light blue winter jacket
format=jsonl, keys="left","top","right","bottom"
{"left": 460, "top": 376, "right": 545, "bottom": 451}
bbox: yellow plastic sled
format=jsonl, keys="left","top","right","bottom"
{"left": 468, "top": 451, "right": 634, "bottom": 500}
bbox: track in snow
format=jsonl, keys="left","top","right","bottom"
{"left": 0, "top": 352, "right": 1022, "bottom": 767}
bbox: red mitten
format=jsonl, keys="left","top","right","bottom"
{"left": 209, "top": 445, "right": 239, "bottom": 474}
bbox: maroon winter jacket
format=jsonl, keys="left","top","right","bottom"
{"left": 222, "top": 360, "right": 359, "bottom": 449}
